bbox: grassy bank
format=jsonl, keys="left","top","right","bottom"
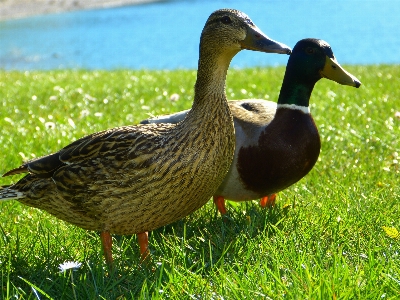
{"left": 0, "top": 66, "right": 399, "bottom": 299}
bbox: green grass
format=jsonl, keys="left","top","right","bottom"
{"left": 0, "top": 66, "right": 399, "bottom": 299}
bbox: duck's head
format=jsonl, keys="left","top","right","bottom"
{"left": 200, "top": 9, "right": 292, "bottom": 59}
{"left": 288, "top": 38, "right": 361, "bottom": 88}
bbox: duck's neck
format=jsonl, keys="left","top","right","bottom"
{"left": 188, "top": 47, "right": 236, "bottom": 118}
{"left": 277, "top": 71, "right": 316, "bottom": 109}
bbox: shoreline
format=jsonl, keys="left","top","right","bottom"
{"left": 0, "top": 0, "right": 162, "bottom": 21}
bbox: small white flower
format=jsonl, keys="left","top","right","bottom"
{"left": 68, "top": 118, "right": 76, "bottom": 129}
{"left": 169, "top": 93, "right": 180, "bottom": 102}
{"left": 4, "top": 117, "right": 14, "bottom": 125}
{"left": 45, "top": 122, "right": 56, "bottom": 129}
{"left": 84, "top": 94, "right": 96, "bottom": 101}
{"left": 59, "top": 261, "right": 82, "bottom": 272}
{"left": 327, "top": 90, "right": 336, "bottom": 99}
{"left": 80, "top": 109, "right": 90, "bottom": 117}
{"left": 18, "top": 152, "right": 28, "bottom": 161}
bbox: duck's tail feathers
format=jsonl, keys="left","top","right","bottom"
{"left": 0, "top": 185, "right": 25, "bottom": 201}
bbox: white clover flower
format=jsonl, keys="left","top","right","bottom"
{"left": 68, "top": 118, "right": 76, "bottom": 129}
{"left": 4, "top": 117, "right": 14, "bottom": 125}
{"left": 45, "top": 122, "right": 56, "bottom": 129}
{"left": 59, "top": 261, "right": 82, "bottom": 272}
{"left": 80, "top": 109, "right": 90, "bottom": 117}
{"left": 169, "top": 93, "right": 180, "bottom": 102}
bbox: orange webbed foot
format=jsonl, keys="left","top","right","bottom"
{"left": 213, "top": 195, "right": 227, "bottom": 215}
{"left": 260, "top": 194, "right": 276, "bottom": 208}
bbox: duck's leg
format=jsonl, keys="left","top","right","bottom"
{"left": 100, "top": 231, "right": 113, "bottom": 267}
{"left": 213, "top": 196, "right": 227, "bottom": 215}
{"left": 137, "top": 232, "right": 150, "bottom": 261}
{"left": 260, "top": 194, "right": 277, "bottom": 208}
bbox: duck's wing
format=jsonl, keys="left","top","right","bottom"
{"left": 139, "top": 99, "right": 277, "bottom": 146}
{"left": 58, "top": 125, "right": 158, "bottom": 163}
{"left": 2, "top": 123, "right": 173, "bottom": 178}
{"left": 140, "top": 110, "right": 190, "bottom": 125}
{"left": 227, "top": 100, "right": 277, "bottom": 143}
{"left": 229, "top": 99, "right": 276, "bottom": 126}
{"left": 2, "top": 128, "right": 118, "bottom": 178}
{"left": 2, "top": 152, "right": 62, "bottom": 178}
{"left": 140, "top": 99, "right": 277, "bottom": 127}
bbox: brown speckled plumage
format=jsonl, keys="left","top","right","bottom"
{"left": 7, "top": 118, "right": 233, "bottom": 235}
{"left": 0, "top": 9, "right": 288, "bottom": 239}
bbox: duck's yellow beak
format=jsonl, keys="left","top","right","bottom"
{"left": 320, "top": 56, "right": 361, "bottom": 88}
{"left": 240, "top": 26, "right": 292, "bottom": 55}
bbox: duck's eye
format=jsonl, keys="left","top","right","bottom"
{"left": 306, "top": 47, "right": 314, "bottom": 54}
{"left": 220, "top": 16, "right": 232, "bottom": 24}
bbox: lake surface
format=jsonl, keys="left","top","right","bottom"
{"left": 0, "top": 0, "right": 399, "bottom": 70}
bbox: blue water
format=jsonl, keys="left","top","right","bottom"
{"left": 0, "top": 0, "right": 399, "bottom": 70}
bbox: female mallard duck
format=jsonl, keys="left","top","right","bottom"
{"left": 0, "top": 9, "right": 291, "bottom": 265}
{"left": 141, "top": 38, "right": 361, "bottom": 215}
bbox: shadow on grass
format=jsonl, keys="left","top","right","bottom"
{"left": 1, "top": 201, "right": 290, "bottom": 299}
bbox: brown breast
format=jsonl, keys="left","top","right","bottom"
{"left": 237, "top": 108, "right": 321, "bottom": 195}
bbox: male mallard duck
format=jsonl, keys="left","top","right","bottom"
{"left": 141, "top": 38, "right": 361, "bottom": 215}
{"left": 0, "top": 9, "right": 291, "bottom": 265}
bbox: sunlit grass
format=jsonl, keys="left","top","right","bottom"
{"left": 0, "top": 66, "right": 399, "bottom": 299}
